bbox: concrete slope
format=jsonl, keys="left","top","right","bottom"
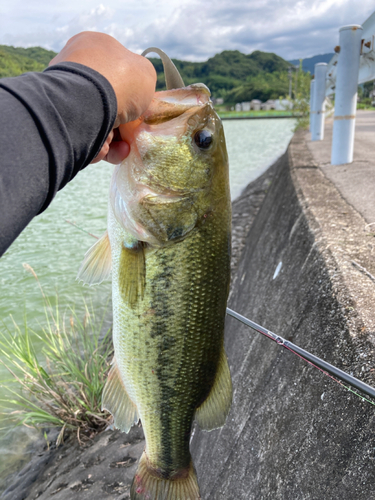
{"left": 191, "top": 131, "right": 375, "bottom": 500}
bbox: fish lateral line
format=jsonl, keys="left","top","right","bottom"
{"left": 226, "top": 307, "right": 375, "bottom": 403}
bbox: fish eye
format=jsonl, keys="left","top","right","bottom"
{"left": 194, "top": 130, "right": 213, "bottom": 150}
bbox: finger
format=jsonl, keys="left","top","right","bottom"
{"left": 91, "top": 143, "right": 109, "bottom": 164}
{"left": 90, "top": 130, "right": 114, "bottom": 164}
{"left": 103, "top": 140, "right": 130, "bottom": 164}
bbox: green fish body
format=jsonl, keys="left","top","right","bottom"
{"left": 79, "top": 81, "right": 232, "bottom": 500}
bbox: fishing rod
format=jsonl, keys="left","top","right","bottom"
{"left": 226, "top": 307, "right": 375, "bottom": 402}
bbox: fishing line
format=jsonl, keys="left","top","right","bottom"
{"left": 226, "top": 307, "right": 375, "bottom": 406}
{"left": 64, "top": 220, "right": 99, "bottom": 239}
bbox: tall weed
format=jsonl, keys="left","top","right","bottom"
{"left": 0, "top": 265, "right": 112, "bottom": 445}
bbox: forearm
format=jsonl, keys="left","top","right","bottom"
{"left": 0, "top": 62, "right": 117, "bottom": 256}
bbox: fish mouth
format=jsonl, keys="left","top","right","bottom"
{"left": 142, "top": 84, "right": 211, "bottom": 126}
{"left": 142, "top": 104, "right": 189, "bottom": 126}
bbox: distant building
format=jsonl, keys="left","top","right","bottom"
{"left": 250, "top": 99, "right": 262, "bottom": 111}
{"left": 235, "top": 102, "right": 251, "bottom": 111}
{"left": 235, "top": 100, "right": 267, "bottom": 111}
{"left": 261, "top": 99, "right": 276, "bottom": 110}
{"left": 274, "top": 99, "right": 293, "bottom": 111}
{"left": 212, "top": 97, "right": 224, "bottom": 105}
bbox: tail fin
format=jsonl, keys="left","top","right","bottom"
{"left": 131, "top": 452, "right": 201, "bottom": 500}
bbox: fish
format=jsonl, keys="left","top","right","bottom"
{"left": 78, "top": 48, "right": 232, "bottom": 500}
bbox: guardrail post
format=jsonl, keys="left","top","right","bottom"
{"left": 309, "top": 79, "right": 315, "bottom": 132}
{"left": 311, "top": 63, "right": 327, "bottom": 141}
{"left": 331, "top": 25, "right": 363, "bottom": 165}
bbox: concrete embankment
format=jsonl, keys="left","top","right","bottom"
{"left": 3, "top": 128, "right": 375, "bottom": 499}
{"left": 192, "top": 130, "right": 375, "bottom": 499}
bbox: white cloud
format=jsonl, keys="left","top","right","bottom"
{"left": 0, "top": 2, "right": 117, "bottom": 50}
{"left": 0, "top": 0, "right": 374, "bottom": 60}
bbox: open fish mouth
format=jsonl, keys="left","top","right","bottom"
{"left": 110, "top": 87, "right": 216, "bottom": 245}
{"left": 142, "top": 84, "right": 211, "bottom": 125}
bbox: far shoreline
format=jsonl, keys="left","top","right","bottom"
{"left": 220, "top": 115, "right": 297, "bottom": 120}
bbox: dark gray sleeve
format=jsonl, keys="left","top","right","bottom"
{"left": 0, "top": 62, "right": 117, "bottom": 256}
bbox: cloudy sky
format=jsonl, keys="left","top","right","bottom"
{"left": 0, "top": 0, "right": 374, "bottom": 61}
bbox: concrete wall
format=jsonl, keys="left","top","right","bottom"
{"left": 191, "top": 132, "right": 375, "bottom": 499}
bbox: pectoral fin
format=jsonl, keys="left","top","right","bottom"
{"left": 195, "top": 349, "right": 232, "bottom": 431}
{"left": 77, "top": 231, "right": 111, "bottom": 285}
{"left": 119, "top": 240, "right": 146, "bottom": 307}
{"left": 102, "top": 357, "right": 139, "bottom": 433}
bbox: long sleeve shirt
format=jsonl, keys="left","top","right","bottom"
{"left": 0, "top": 62, "right": 117, "bottom": 256}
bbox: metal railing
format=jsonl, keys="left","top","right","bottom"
{"left": 310, "top": 10, "right": 375, "bottom": 164}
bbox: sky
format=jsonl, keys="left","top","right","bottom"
{"left": 0, "top": 0, "right": 374, "bottom": 62}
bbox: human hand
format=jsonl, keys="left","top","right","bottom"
{"left": 49, "top": 31, "right": 156, "bottom": 164}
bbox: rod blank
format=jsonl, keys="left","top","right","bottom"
{"left": 226, "top": 307, "right": 375, "bottom": 400}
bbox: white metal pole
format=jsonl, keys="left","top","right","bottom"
{"left": 310, "top": 79, "right": 315, "bottom": 132}
{"left": 331, "top": 25, "right": 363, "bottom": 165}
{"left": 311, "top": 63, "right": 327, "bottom": 141}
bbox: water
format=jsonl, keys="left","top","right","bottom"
{"left": 224, "top": 118, "right": 296, "bottom": 200}
{"left": 0, "top": 118, "right": 295, "bottom": 486}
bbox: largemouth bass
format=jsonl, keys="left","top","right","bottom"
{"left": 78, "top": 48, "right": 232, "bottom": 500}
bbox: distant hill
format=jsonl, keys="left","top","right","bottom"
{"left": 289, "top": 53, "right": 334, "bottom": 74}
{"left": 150, "top": 49, "right": 292, "bottom": 102}
{"left": 0, "top": 45, "right": 56, "bottom": 78}
{"left": 0, "top": 44, "right": 302, "bottom": 103}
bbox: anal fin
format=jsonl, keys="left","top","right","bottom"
{"left": 119, "top": 240, "right": 146, "bottom": 308}
{"left": 195, "top": 348, "right": 232, "bottom": 431}
{"left": 77, "top": 230, "right": 111, "bottom": 285}
{"left": 102, "top": 357, "right": 139, "bottom": 433}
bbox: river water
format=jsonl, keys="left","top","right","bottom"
{"left": 0, "top": 117, "right": 295, "bottom": 485}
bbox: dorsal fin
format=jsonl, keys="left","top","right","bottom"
{"left": 141, "top": 47, "right": 185, "bottom": 90}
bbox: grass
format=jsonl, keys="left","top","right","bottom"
{"left": 0, "top": 264, "right": 113, "bottom": 446}
{"left": 357, "top": 103, "right": 375, "bottom": 110}
{"left": 217, "top": 109, "right": 297, "bottom": 119}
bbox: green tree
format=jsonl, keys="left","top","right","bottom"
{"left": 0, "top": 45, "right": 56, "bottom": 78}
{"left": 291, "top": 60, "right": 312, "bottom": 130}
